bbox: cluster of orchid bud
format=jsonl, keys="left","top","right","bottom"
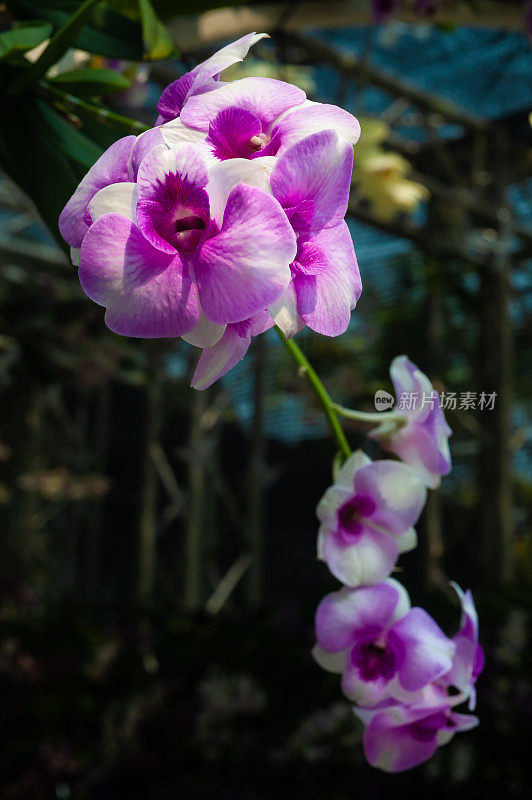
{"left": 59, "top": 32, "right": 361, "bottom": 389}
{"left": 313, "top": 356, "right": 483, "bottom": 772}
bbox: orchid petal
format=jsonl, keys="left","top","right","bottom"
{"left": 206, "top": 157, "right": 275, "bottom": 227}
{"left": 315, "top": 583, "right": 402, "bottom": 653}
{"left": 319, "top": 526, "right": 400, "bottom": 588}
{"left": 268, "top": 281, "right": 304, "bottom": 339}
{"left": 270, "top": 130, "right": 353, "bottom": 233}
{"left": 194, "top": 184, "right": 295, "bottom": 324}
{"left": 191, "top": 324, "right": 251, "bottom": 390}
{"left": 353, "top": 460, "right": 427, "bottom": 536}
{"left": 79, "top": 213, "right": 198, "bottom": 338}
{"left": 88, "top": 182, "right": 137, "bottom": 225}
{"left": 293, "top": 222, "right": 361, "bottom": 336}
{"left": 59, "top": 135, "right": 135, "bottom": 247}
{"left": 181, "top": 77, "right": 305, "bottom": 133}
{"left": 389, "top": 608, "right": 456, "bottom": 692}
{"left": 272, "top": 101, "right": 360, "bottom": 156}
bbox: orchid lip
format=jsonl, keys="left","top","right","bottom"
{"left": 336, "top": 493, "right": 377, "bottom": 542}
{"left": 350, "top": 634, "right": 399, "bottom": 682}
{"left": 171, "top": 212, "right": 206, "bottom": 252}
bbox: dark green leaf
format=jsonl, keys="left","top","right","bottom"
{"left": 9, "top": 0, "right": 104, "bottom": 93}
{"left": 36, "top": 98, "right": 104, "bottom": 167}
{"left": 0, "top": 94, "right": 80, "bottom": 251}
{"left": 138, "top": 0, "right": 174, "bottom": 61}
{"left": 49, "top": 67, "right": 131, "bottom": 97}
{"left": 6, "top": 1, "right": 145, "bottom": 60}
{"left": 0, "top": 20, "right": 53, "bottom": 61}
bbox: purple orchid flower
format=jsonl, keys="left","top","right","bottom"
{"left": 355, "top": 684, "right": 478, "bottom": 772}
{"left": 370, "top": 355, "right": 452, "bottom": 489}
{"left": 370, "top": 0, "right": 398, "bottom": 23}
{"left": 167, "top": 99, "right": 361, "bottom": 164}
{"left": 156, "top": 32, "right": 268, "bottom": 124}
{"left": 316, "top": 450, "right": 426, "bottom": 587}
{"left": 412, "top": 0, "right": 440, "bottom": 16}
{"left": 440, "top": 583, "right": 484, "bottom": 710}
{"left": 266, "top": 129, "right": 361, "bottom": 337}
{"left": 313, "top": 579, "right": 455, "bottom": 707}
{"left": 77, "top": 143, "right": 296, "bottom": 337}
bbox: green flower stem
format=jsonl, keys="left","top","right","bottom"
{"left": 332, "top": 404, "right": 404, "bottom": 425}
{"left": 275, "top": 327, "right": 351, "bottom": 460}
{"left": 37, "top": 82, "right": 151, "bottom": 134}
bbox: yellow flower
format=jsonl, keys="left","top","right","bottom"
{"left": 354, "top": 149, "right": 429, "bottom": 221}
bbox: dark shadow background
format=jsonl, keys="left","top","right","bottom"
{"left": 0, "top": 6, "right": 531, "bottom": 799}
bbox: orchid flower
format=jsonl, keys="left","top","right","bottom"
{"left": 354, "top": 684, "right": 478, "bottom": 772}
{"left": 316, "top": 450, "right": 426, "bottom": 587}
{"left": 440, "top": 583, "right": 484, "bottom": 710}
{"left": 370, "top": 355, "right": 452, "bottom": 488}
{"left": 156, "top": 33, "right": 268, "bottom": 124}
{"left": 77, "top": 144, "right": 296, "bottom": 337}
{"left": 157, "top": 34, "right": 360, "bottom": 164}
{"left": 313, "top": 579, "right": 455, "bottom": 706}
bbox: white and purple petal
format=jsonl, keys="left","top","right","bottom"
{"left": 59, "top": 135, "right": 135, "bottom": 248}
{"left": 136, "top": 144, "right": 210, "bottom": 255}
{"left": 315, "top": 581, "right": 408, "bottom": 654}
{"left": 193, "top": 183, "right": 296, "bottom": 324}
{"left": 191, "top": 322, "right": 251, "bottom": 390}
{"left": 353, "top": 460, "right": 427, "bottom": 537}
{"left": 79, "top": 213, "right": 198, "bottom": 338}
{"left": 270, "top": 130, "right": 353, "bottom": 235}
{"left": 180, "top": 76, "right": 305, "bottom": 134}
{"left": 318, "top": 524, "right": 401, "bottom": 588}
{"left": 444, "top": 584, "right": 484, "bottom": 710}
{"left": 388, "top": 607, "right": 456, "bottom": 692}
{"left": 292, "top": 222, "right": 361, "bottom": 336}
{"left": 190, "top": 310, "right": 273, "bottom": 390}
{"left": 268, "top": 101, "right": 360, "bottom": 157}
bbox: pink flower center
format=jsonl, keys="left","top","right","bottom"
{"left": 173, "top": 210, "right": 206, "bottom": 252}
{"left": 350, "top": 636, "right": 399, "bottom": 682}
{"left": 336, "top": 494, "right": 376, "bottom": 542}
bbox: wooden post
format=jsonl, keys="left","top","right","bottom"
{"left": 137, "top": 358, "right": 163, "bottom": 603}
{"left": 477, "top": 134, "right": 514, "bottom": 584}
{"left": 184, "top": 387, "right": 208, "bottom": 611}
{"left": 247, "top": 335, "right": 266, "bottom": 607}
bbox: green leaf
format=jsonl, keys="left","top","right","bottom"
{"left": 0, "top": 20, "right": 53, "bottom": 61}
{"left": 6, "top": 0, "right": 145, "bottom": 60}
{"left": 138, "top": 0, "right": 174, "bottom": 60}
{"left": 0, "top": 94, "right": 80, "bottom": 251}
{"left": 36, "top": 98, "right": 104, "bottom": 167}
{"left": 49, "top": 67, "right": 131, "bottom": 97}
{"left": 9, "top": 0, "right": 104, "bottom": 93}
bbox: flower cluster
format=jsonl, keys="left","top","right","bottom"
{"left": 313, "top": 357, "right": 483, "bottom": 772}
{"left": 59, "top": 33, "right": 362, "bottom": 389}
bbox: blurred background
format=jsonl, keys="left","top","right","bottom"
{"left": 0, "top": 1, "right": 531, "bottom": 798}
